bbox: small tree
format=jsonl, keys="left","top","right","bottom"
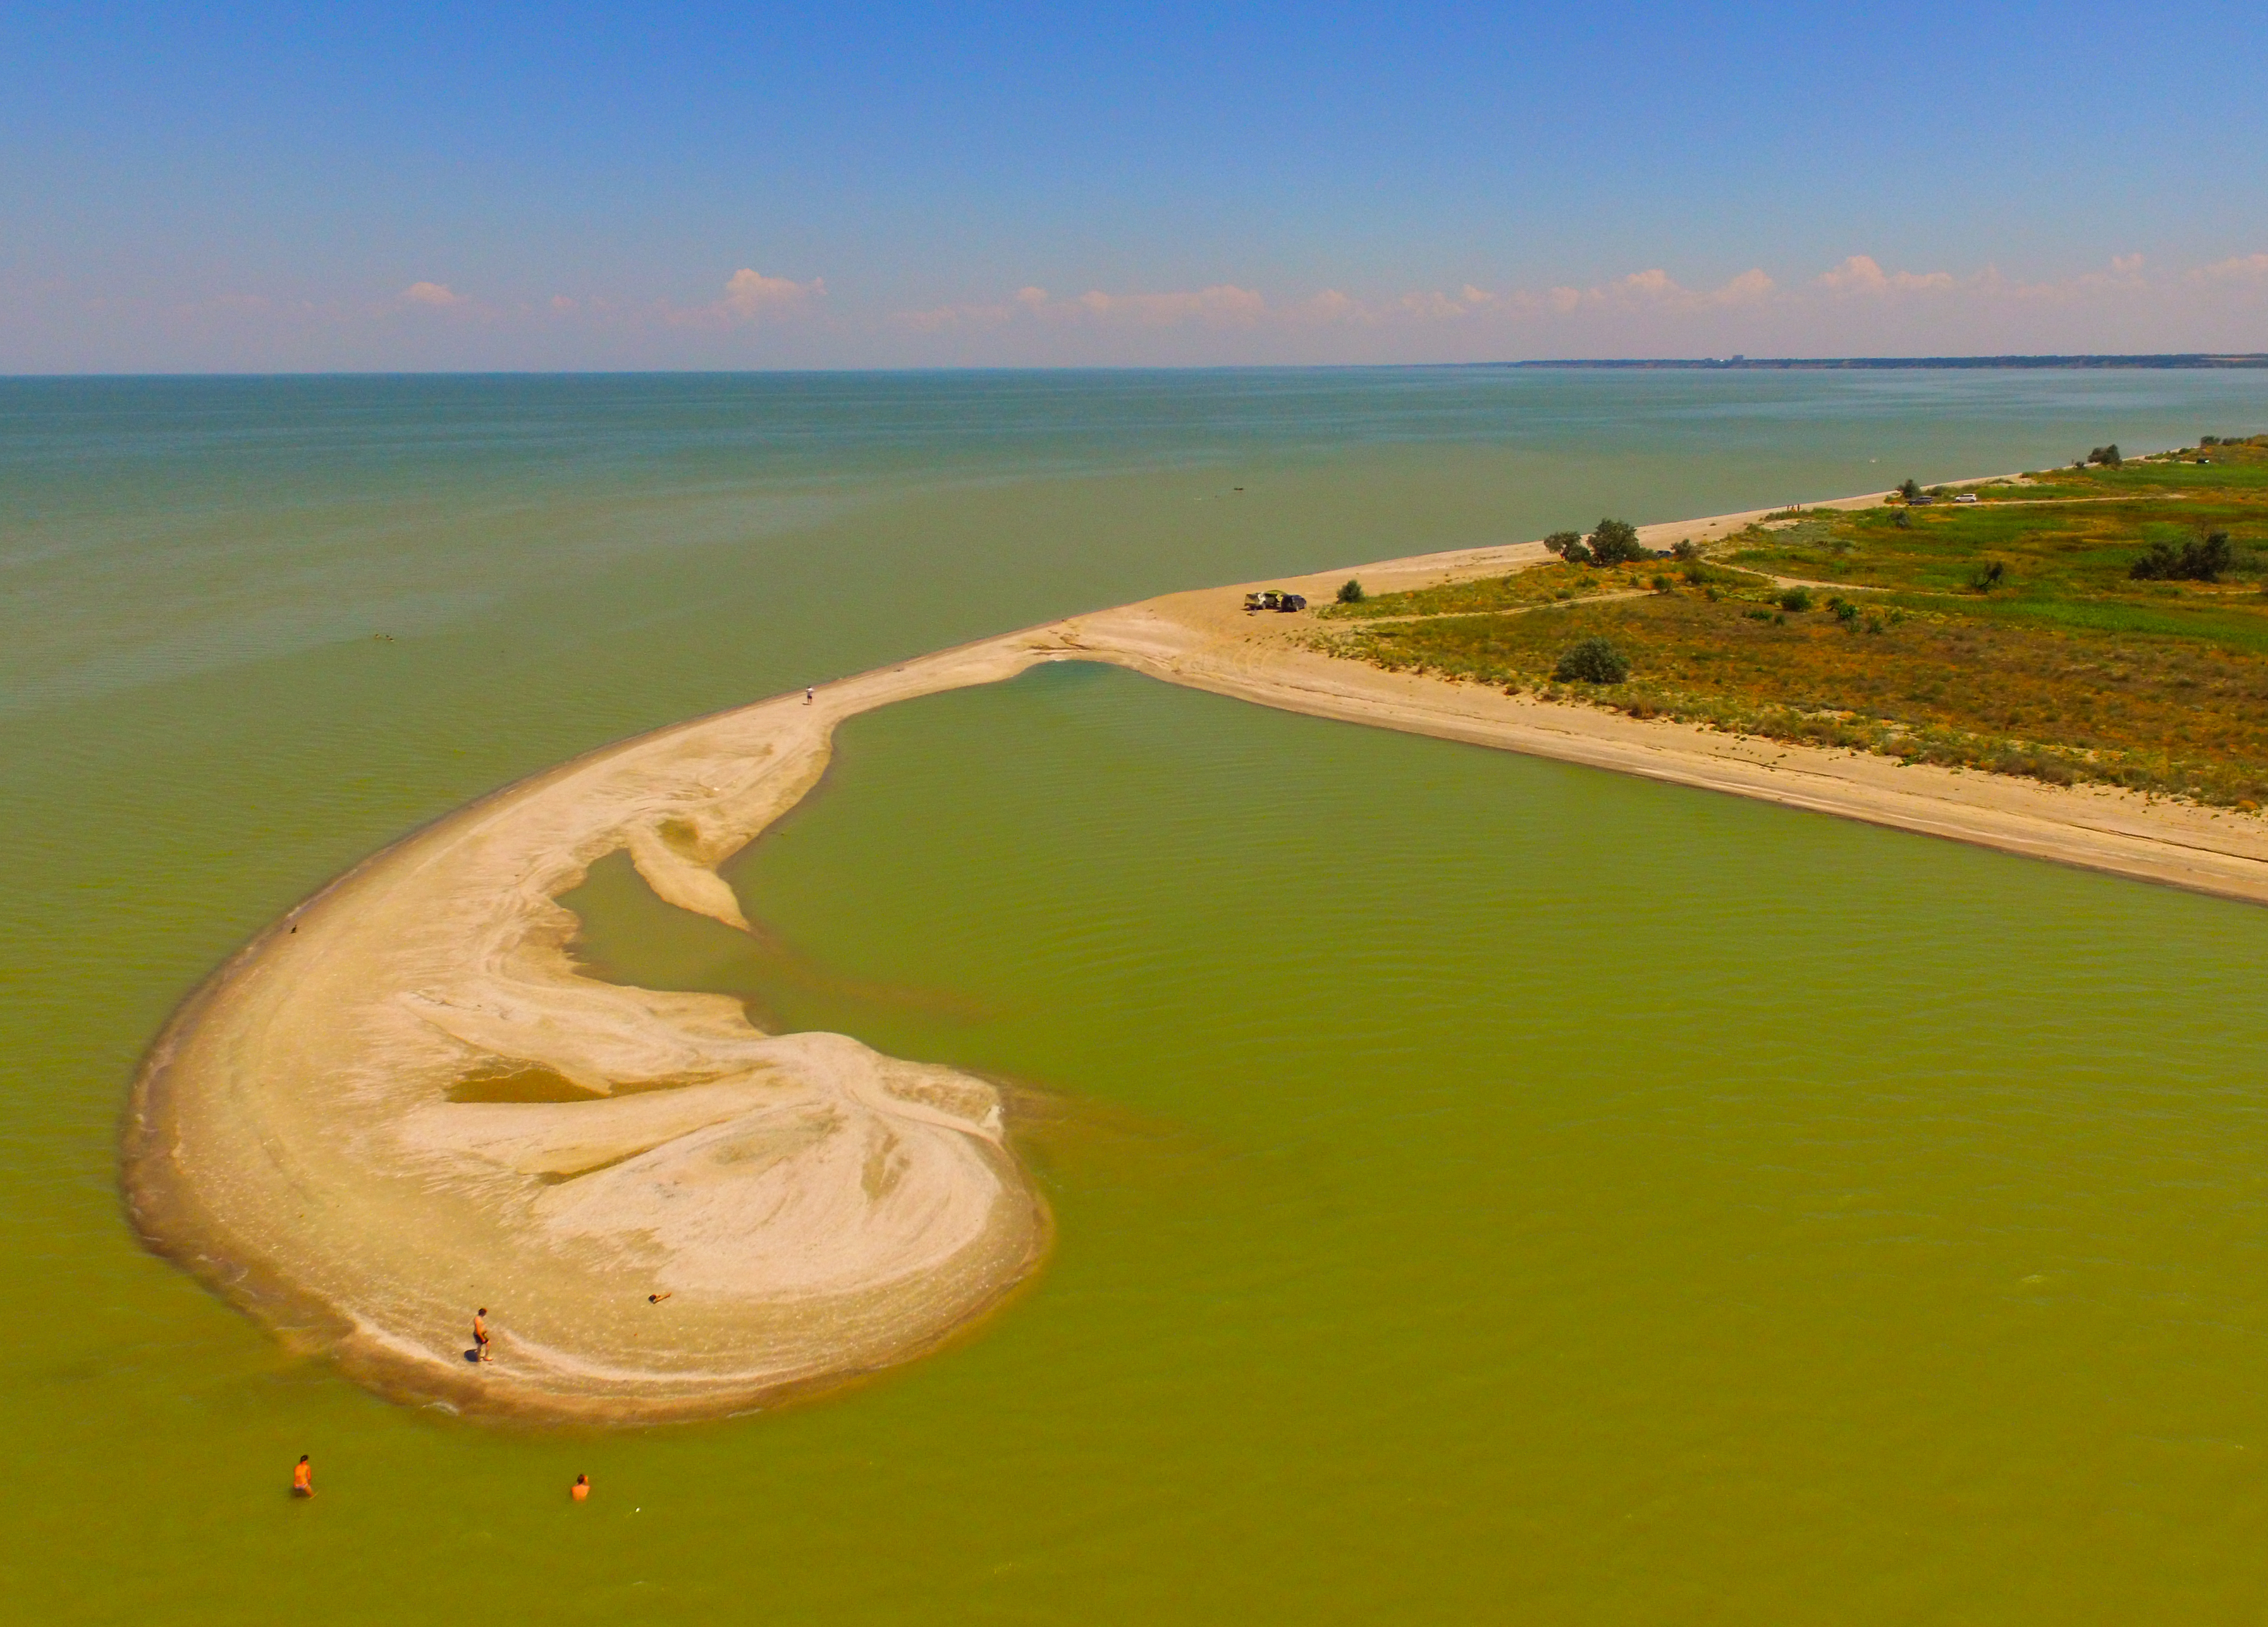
{"left": 1779, "top": 587, "right": 1813, "bottom": 612}
{"left": 1671, "top": 539, "right": 1702, "bottom": 561}
{"left": 1336, "top": 578, "right": 1366, "bottom": 604}
{"left": 1553, "top": 636, "right": 1631, "bottom": 685}
{"left": 1899, "top": 478, "right": 1922, "bottom": 501}
{"left": 1543, "top": 529, "right": 1596, "bottom": 565}
{"left": 1587, "top": 518, "right": 1647, "bottom": 566}
{"left": 2087, "top": 444, "right": 2122, "bottom": 467}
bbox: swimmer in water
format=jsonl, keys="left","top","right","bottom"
{"left": 292, "top": 1455, "right": 314, "bottom": 1497}
{"left": 474, "top": 1307, "right": 492, "bottom": 1362}
{"left": 647, "top": 1291, "right": 672, "bottom": 1304}
{"left": 572, "top": 1474, "right": 589, "bottom": 1502}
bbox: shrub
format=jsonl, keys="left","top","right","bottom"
{"left": 1587, "top": 518, "right": 1648, "bottom": 566}
{"left": 1336, "top": 578, "right": 1366, "bottom": 604}
{"left": 1832, "top": 597, "right": 1860, "bottom": 624}
{"left": 1542, "top": 530, "right": 1585, "bottom": 558}
{"left": 1553, "top": 636, "right": 1631, "bottom": 685}
{"left": 1892, "top": 508, "right": 1913, "bottom": 530}
{"left": 2087, "top": 444, "right": 2123, "bottom": 467}
{"left": 2130, "top": 532, "right": 2234, "bottom": 582}
{"left": 1899, "top": 478, "right": 1922, "bottom": 501}
{"left": 1671, "top": 539, "right": 1703, "bottom": 561}
{"left": 1779, "top": 587, "right": 1813, "bottom": 612}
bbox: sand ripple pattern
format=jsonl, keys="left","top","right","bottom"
{"left": 125, "top": 634, "right": 1070, "bottom": 1423}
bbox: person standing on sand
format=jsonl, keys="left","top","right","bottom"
{"left": 474, "top": 1307, "right": 492, "bottom": 1362}
{"left": 291, "top": 1455, "right": 314, "bottom": 1497}
{"left": 805, "top": 686, "right": 814, "bottom": 705}
{"left": 571, "top": 1474, "right": 589, "bottom": 1502}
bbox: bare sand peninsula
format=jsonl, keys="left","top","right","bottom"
{"left": 126, "top": 485, "right": 2268, "bottom": 1424}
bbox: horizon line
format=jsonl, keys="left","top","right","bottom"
{"left": 6, "top": 352, "right": 2268, "bottom": 381}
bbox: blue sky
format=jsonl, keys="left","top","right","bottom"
{"left": 4, "top": 1, "right": 2265, "bottom": 369}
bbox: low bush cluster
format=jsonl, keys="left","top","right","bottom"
{"left": 2130, "top": 532, "right": 2234, "bottom": 582}
{"left": 1553, "top": 635, "right": 1631, "bottom": 685}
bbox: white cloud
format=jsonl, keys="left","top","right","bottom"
{"left": 1816, "top": 255, "right": 1957, "bottom": 296}
{"left": 720, "top": 267, "right": 823, "bottom": 317}
{"left": 663, "top": 268, "right": 827, "bottom": 327}
{"left": 1520, "top": 266, "right": 1777, "bottom": 314}
{"left": 2192, "top": 253, "right": 2268, "bottom": 284}
{"left": 400, "top": 281, "right": 467, "bottom": 308}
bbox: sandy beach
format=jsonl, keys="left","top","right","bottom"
{"left": 125, "top": 484, "right": 2268, "bottom": 1423}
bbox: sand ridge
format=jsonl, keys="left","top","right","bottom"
{"left": 125, "top": 484, "right": 2268, "bottom": 1425}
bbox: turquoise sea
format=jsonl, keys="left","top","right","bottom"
{"left": 6, "top": 368, "right": 2268, "bottom": 1621}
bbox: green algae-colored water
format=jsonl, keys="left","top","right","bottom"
{"left": 8, "top": 370, "right": 2268, "bottom": 1620}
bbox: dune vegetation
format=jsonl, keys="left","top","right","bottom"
{"left": 1315, "top": 436, "right": 2268, "bottom": 810}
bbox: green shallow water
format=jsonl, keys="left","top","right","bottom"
{"left": 563, "top": 661, "right": 2268, "bottom": 1621}
{"left": 6, "top": 369, "right": 2268, "bottom": 1621}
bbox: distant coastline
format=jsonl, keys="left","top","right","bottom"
{"left": 1507, "top": 353, "right": 2268, "bottom": 370}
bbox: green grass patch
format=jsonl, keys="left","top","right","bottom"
{"left": 1316, "top": 439, "right": 2268, "bottom": 809}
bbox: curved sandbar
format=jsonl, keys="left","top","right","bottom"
{"left": 126, "top": 485, "right": 2268, "bottom": 1425}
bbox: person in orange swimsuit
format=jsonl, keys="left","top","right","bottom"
{"left": 291, "top": 1455, "right": 314, "bottom": 1497}
{"left": 571, "top": 1474, "right": 589, "bottom": 1502}
{"left": 474, "top": 1307, "right": 492, "bottom": 1362}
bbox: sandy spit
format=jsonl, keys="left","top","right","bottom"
{"left": 124, "top": 485, "right": 2268, "bottom": 1425}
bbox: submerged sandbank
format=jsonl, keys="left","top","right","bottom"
{"left": 125, "top": 484, "right": 2268, "bottom": 1424}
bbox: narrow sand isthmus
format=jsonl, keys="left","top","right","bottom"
{"left": 125, "top": 490, "right": 2268, "bottom": 1423}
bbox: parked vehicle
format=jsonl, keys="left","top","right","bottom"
{"left": 1244, "top": 590, "right": 1309, "bottom": 612}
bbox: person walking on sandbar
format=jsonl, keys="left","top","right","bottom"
{"left": 292, "top": 1455, "right": 314, "bottom": 1497}
{"left": 474, "top": 1307, "right": 493, "bottom": 1363}
{"left": 572, "top": 1474, "right": 589, "bottom": 1502}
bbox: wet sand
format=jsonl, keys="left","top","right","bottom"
{"left": 124, "top": 485, "right": 2268, "bottom": 1423}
